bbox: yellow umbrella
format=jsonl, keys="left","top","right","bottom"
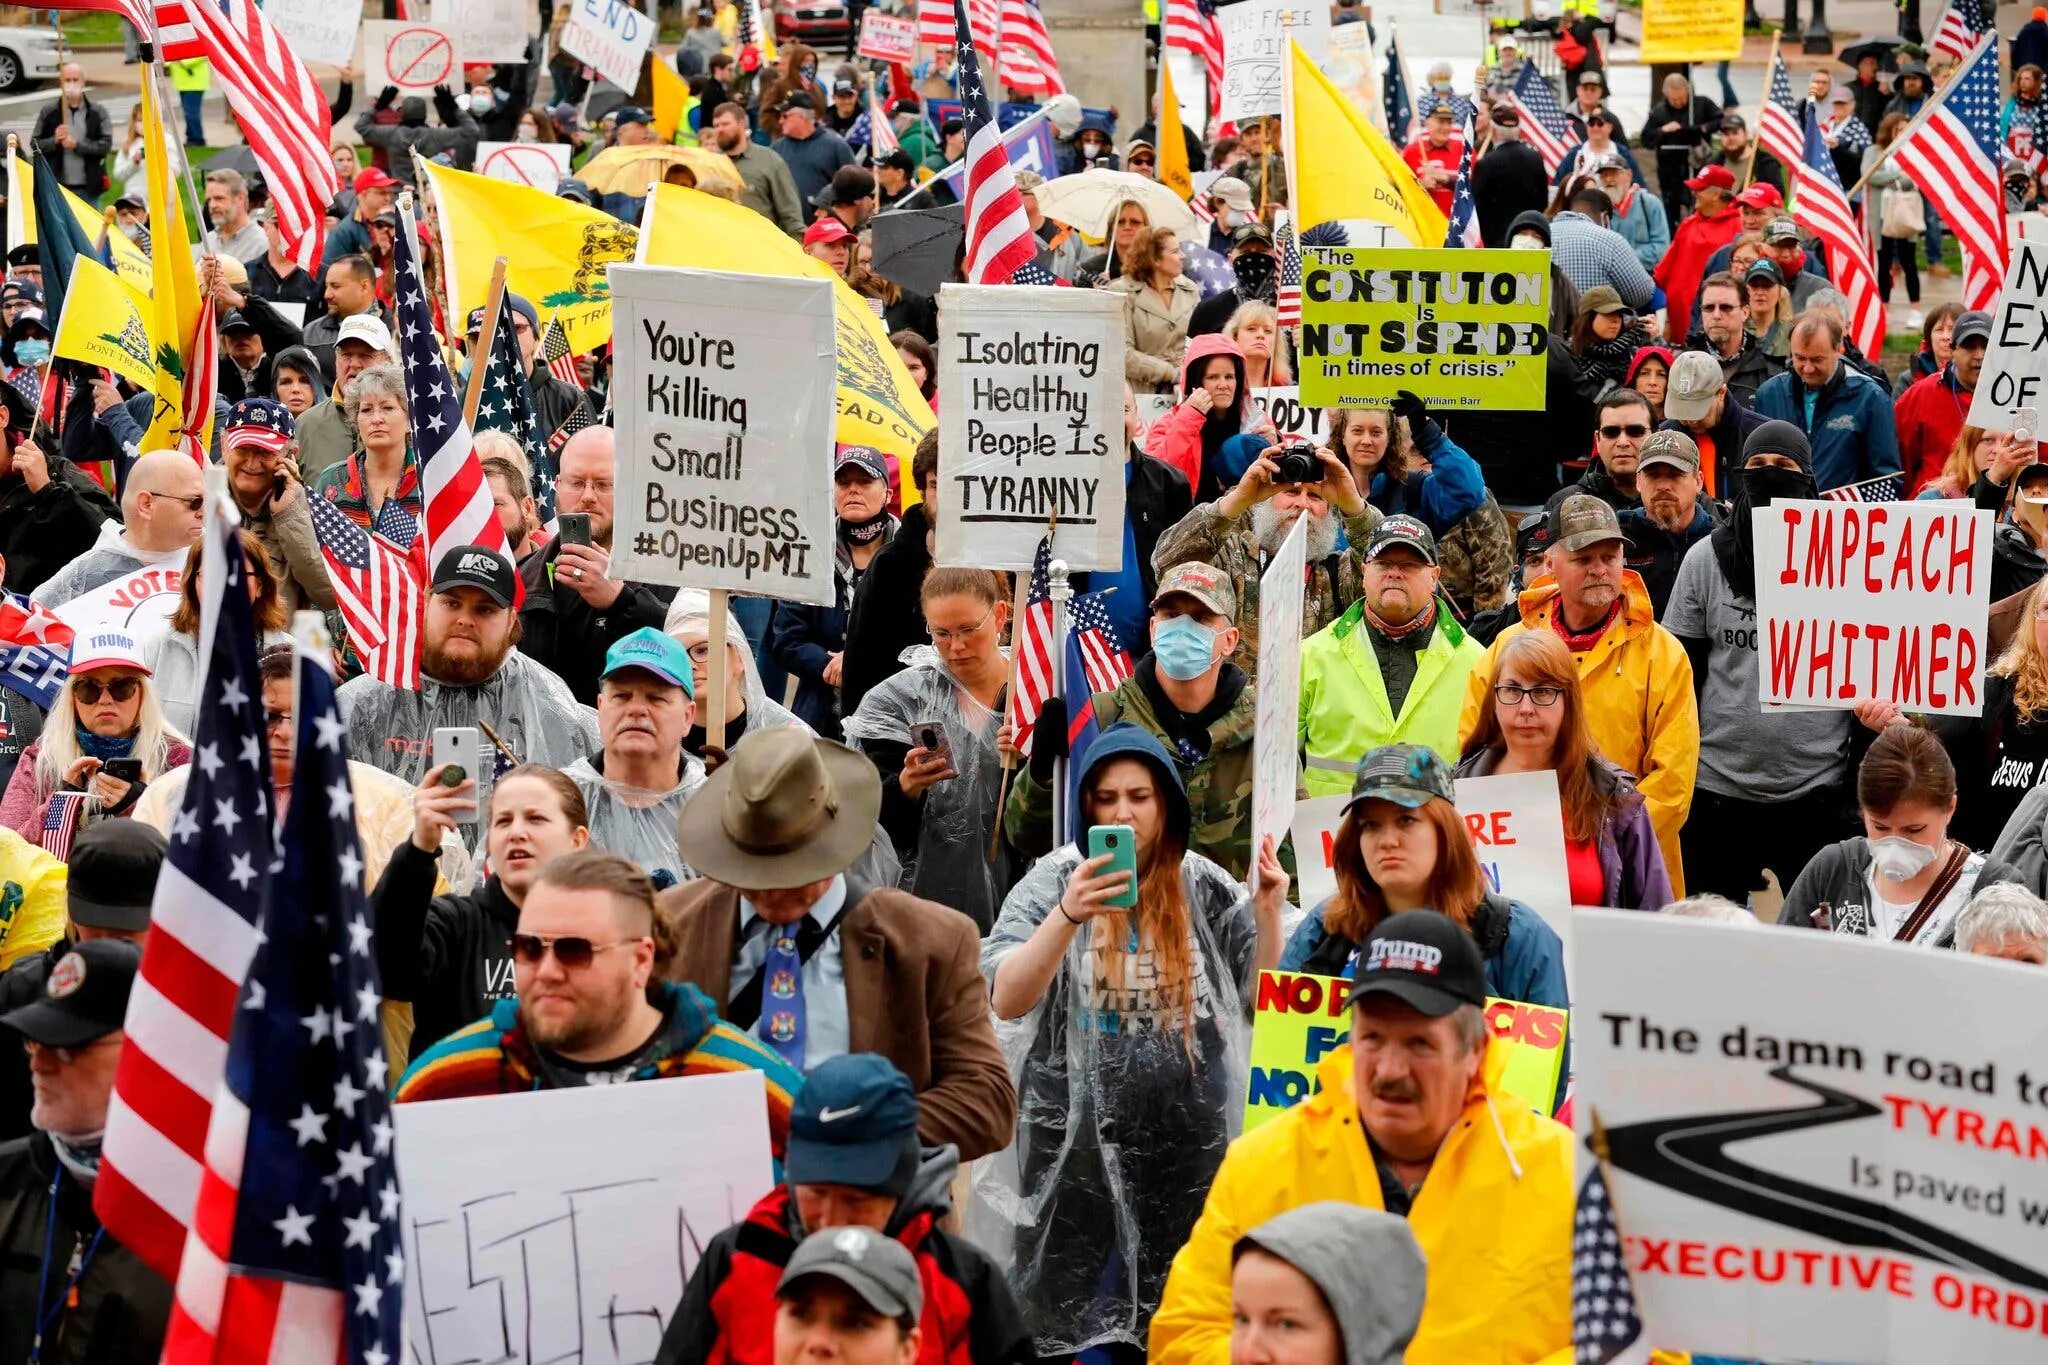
{"left": 576, "top": 144, "right": 743, "bottom": 197}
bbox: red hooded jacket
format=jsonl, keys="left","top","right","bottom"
{"left": 1143, "top": 332, "right": 1250, "bottom": 497}
{"left": 1654, "top": 202, "right": 1740, "bottom": 353}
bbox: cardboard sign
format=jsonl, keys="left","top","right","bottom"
{"left": 607, "top": 264, "right": 838, "bottom": 605}
{"left": 430, "top": 0, "right": 530, "bottom": 63}
{"left": 1219, "top": 0, "right": 1331, "bottom": 123}
{"left": 560, "top": 0, "right": 656, "bottom": 94}
{"left": 50, "top": 565, "right": 183, "bottom": 643}
{"left": 1752, "top": 499, "right": 1993, "bottom": 716}
{"left": 266, "top": 0, "right": 363, "bottom": 67}
{"left": 395, "top": 1071, "right": 775, "bottom": 1364}
{"left": 1244, "top": 970, "right": 1566, "bottom": 1129}
{"left": 934, "top": 284, "right": 1127, "bottom": 572}
{"left": 1966, "top": 237, "right": 2048, "bottom": 434}
{"left": 1251, "top": 515, "right": 1308, "bottom": 892}
{"left": 1638, "top": 0, "right": 1745, "bottom": 63}
{"left": 1298, "top": 246, "right": 1550, "bottom": 410}
{"left": 362, "top": 20, "right": 462, "bottom": 94}
{"left": 1575, "top": 910, "right": 2048, "bottom": 1362}
{"left": 1321, "top": 21, "right": 1384, "bottom": 134}
{"left": 475, "top": 140, "right": 573, "bottom": 186}
{"left": 1288, "top": 770, "right": 1571, "bottom": 919}
{"left": 858, "top": 10, "right": 918, "bottom": 63}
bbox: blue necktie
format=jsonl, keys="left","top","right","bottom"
{"left": 760, "top": 923, "right": 807, "bottom": 1070}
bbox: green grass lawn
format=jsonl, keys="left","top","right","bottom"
{"left": 59, "top": 11, "right": 127, "bottom": 45}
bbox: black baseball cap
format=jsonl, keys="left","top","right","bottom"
{"left": 431, "top": 545, "right": 518, "bottom": 608}
{"left": 613, "top": 105, "right": 653, "bottom": 127}
{"left": 67, "top": 822, "right": 167, "bottom": 932}
{"left": 781, "top": 91, "right": 817, "bottom": 113}
{"left": 2, "top": 939, "right": 143, "bottom": 1047}
{"left": 878, "top": 149, "right": 916, "bottom": 173}
{"left": 219, "top": 309, "right": 258, "bottom": 335}
{"left": 787, "top": 1053, "right": 921, "bottom": 1189}
{"left": 1365, "top": 514, "right": 1437, "bottom": 565}
{"left": 1342, "top": 910, "right": 1489, "bottom": 1017}
{"left": 811, "top": 165, "right": 876, "bottom": 208}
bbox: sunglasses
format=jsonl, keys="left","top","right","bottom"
{"left": 75, "top": 676, "right": 142, "bottom": 704}
{"left": 508, "top": 932, "right": 641, "bottom": 969}
{"left": 1599, "top": 424, "right": 1650, "bottom": 440}
{"left": 143, "top": 489, "right": 206, "bottom": 512}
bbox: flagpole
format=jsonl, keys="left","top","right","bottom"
{"left": 1741, "top": 31, "right": 1779, "bottom": 193}
{"left": 1845, "top": 31, "right": 1990, "bottom": 199}
{"left": 1047, "top": 557, "right": 1072, "bottom": 852}
{"left": 989, "top": 508, "right": 1055, "bottom": 861}
{"left": 461, "top": 257, "right": 512, "bottom": 426}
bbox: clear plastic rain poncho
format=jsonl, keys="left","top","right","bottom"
{"left": 663, "top": 589, "right": 805, "bottom": 738}
{"left": 972, "top": 842, "right": 1257, "bottom": 1354}
{"left": 840, "top": 643, "right": 1021, "bottom": 934}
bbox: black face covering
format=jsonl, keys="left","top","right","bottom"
{"left": 1742, "top": 465, "right": 1815, "bottom": 509}
{"left": 1232, "top": 251, "right": 1276, "bottom": 300}
{"left": 838, "top": 509, "right": 890, "bottom": 545}
{"left": 1712, "top": 432, "right": 1817, "bottom": 601}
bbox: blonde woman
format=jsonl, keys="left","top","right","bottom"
{"left": 1744, "top": 258, "right": 1793, "bottom": 357}
{"left": 1223, "top": 299, "right": 1290, "bottom": 389}
{"left": 1113, "top": 227, "right": 1201, "bottom": 394}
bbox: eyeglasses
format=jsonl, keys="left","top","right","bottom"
{"left": 142, "top": 489, "right": 205, "bottom": 512}
{"left": 683, "top": 640, "right": 716, "bottom": 663}
{"left": 928, "top": 607, "right": 994, "bottom": 643}
{"left": 1598, "top": 424, "right": 1650, "bottom": 440}
{"left": 264, "top": 708, "right": 293, "bottom": 731}
{"left": 558, "top": 477, "right": 614, "bottom": 497}
{"left": 74, "top": 677, "right": 142, "bottom": 704}
{"left": 508, "top": 932, "right": 642, "bottom": 969}
{"left": 1701, "top": 302, "right": 1741, "bottom": 313}
{"left": 1494, "top": 683, "right": 1565, "bottom": 707}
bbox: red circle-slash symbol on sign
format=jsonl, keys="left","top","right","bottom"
{"left": 481, "top": 145, "right": 567, "bottom": 186}
{"left": 388, "top": 27, "right": 455, "bottom": 87}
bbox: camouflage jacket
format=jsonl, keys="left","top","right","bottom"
{"left": 1151, "top": 498, "right": 1384, "bottom": 674}
{"left": 1438, "top": 494, "right": 1515, "bottom": 619}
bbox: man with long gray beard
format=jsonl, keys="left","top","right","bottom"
{"left": 337, "top": 545, "right": 598, "bottom": 814}
{"left": 1152, "top": 444, "right": 1382, "bottom": 672}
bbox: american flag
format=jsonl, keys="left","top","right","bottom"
{"left": 97, "top": 506, "right": 273, "bottom": 1283}
{"left": 1165, "top": 0, "right": 1224, "bottom": 120}
{"left": 1573, "top": 1142, "right": 1651, "bottom": 1365}
{"left": 178, "top": 293, "right": 218, "bottom": 464}
{"left": 1445, "top": 116, "right": 1482, "bottom": 248}
{"left": 1275, "top": 211, "right": 1303, "bottom": 327}
{"left": 918, "top": 0, "right": 1000, "bottom": 59}
{"left": 1066, "top": 587, "right": 1133, "bottom": 694}
{"left": 310, "top": 493, "right": 426, "bottom": 689}
{"left": 999, "top": 0, "right": 1064, "bottom": 95}
{"left": 735, "top": 0, "right": 774, "bottom": 57}
{"left": 1931, "top": 0, "right": 1989, "bottom": 64}
{"left": 0, "top": 589, "right": 72, "bottom": 709}
{"left": 954, "top": 0, "right": 1041, "bottom": 284}
{"left": 539, "top": 312, "right": 581, "bottom": 390}
{"left": 1384, "top": 35, "right": 1412, "bottom": 145}
{"left": 161, "top": 645, "right": 407, "bottom": 1365}
{"left": 1824, "top": 473, "right": 1903, "bottom": 502}
{"left": 472, "top": 297, "right": 544, "bottom": 461}
{"left": 1889, "top": 34, "right": 2006, "bottom": 312}
{"left": 43, "top": 0, "right": 151, "bottom": 40}
{"left": 394, "top": 209, "right": 515, "bottom": 577}
{"left": 1007, "top": 535, "right": 1056, "bottom": 758}
{"left": 1758, "top": 46, "right": 1804, "bottom": 171}
{"left": 39, "top": 791, "right": 88, "bottom": 860}
{"left": 155, "top": 0, "right": 339, "bottom": 270}
{"left": 1510, "top": 61, "right": 1572, "bottom": 178}
{"left": 1791, "top": 105, "right": 1885, "bottom": 359}
{"left": 864, "top": 85, "right": 901, "bottom": 157}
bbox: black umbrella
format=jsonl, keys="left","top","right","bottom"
{"left": 870, "top": 204, "right": 964, "bottom": 298}
{"left": 1839, "top": 37, "right": 1903, "bottom": 72}
{"left": 201, "top": 145, "right": 262, "bottom": 177}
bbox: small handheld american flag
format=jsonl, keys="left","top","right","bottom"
{"left": 1823, "top": 474, "right": 1903, "bottom": 503}
{"left": 1007, "top": 535, "right": 1057, "bottom": 757}
{"left": 1573, "top": 1137, "right": 1652, "bottom": 1365}
{"left": 309, "top": 493, "right": 426, "bottom": 690}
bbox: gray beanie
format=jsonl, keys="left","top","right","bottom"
{"left": 1234, "top": 1202, "right": 1427, "bottom": 1365}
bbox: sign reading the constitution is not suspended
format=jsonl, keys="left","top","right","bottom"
{"left": 1752, "top": 499, "right": 1992, "bottom": 716}
{"left": 1576, "top": 910, "right": 2048, "bottom": 1362}
{"left": 607, "top": 264, "right": 837, "bottom": 606}
{"left": 1297, "top": 247, "right": 1549, "bottom": 410}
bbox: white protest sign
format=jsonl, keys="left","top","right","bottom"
{"left": 266, "top": 0, "right": 363, "bottom": 67}
{"left": 1251, "top": 515, "right": 1307, "bottom": 892}
{"left": 934, "top": 284, "right": 1127, "bottom": 572}
{"left": 396, "top": 1071, "right": 775, "bottom": 1364}
{"left": 1287, "top": 769, "right": 1570, "bottom": 915}
{"left": 607, "top": 264, "right": 838, "bottom": 606}
{"left": 50, "top": 565, "right": 183, "bottom": 643}
{"left": 1753, "top": 499, "right": 1992, "bottom": 716}
{"left": 560, "top": 0, "right": 656, "bottom": 95}
{"left": 1967, "top": 237, "right": 2048, "bottom": 434}
{"left": 1576, "top": 910, "right": 2048, "bottom": 1363}
{"left": 362, "top": 20, "right": 463, "bottom": 94}
{"left": 431, "top": 0, "right": 530, "bottom": 63}
{"left": 1247, "top": 386, "right": 1328, "bottom": 443}
{"left": 1219, "top": 0, "right": 1331, "bottom": 123}
{"left": 858, "top": 10, "right": 918, "bottom": 63}
{"left": 476, "top": 140, "right": 573, "bottom": 186}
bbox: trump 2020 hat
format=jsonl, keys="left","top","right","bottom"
{"left": 1365, "top": 514, "right": 1438, "bottom": 565}
{"left": 601, "top": 627, "right": 695, "bottom": 695}
{"left": 1342, "top": 910, "right": 1489, "bottom": 1017}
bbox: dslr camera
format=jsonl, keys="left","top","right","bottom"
{"left": 1270, "top": 443, "right": 1322, "bottom": 485}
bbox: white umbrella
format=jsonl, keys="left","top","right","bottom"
{"left": 1032, "top": 169, "right": 1201, "bottom": 240}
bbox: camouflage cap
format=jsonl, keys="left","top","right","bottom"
{"left": 1344, "top": 743, "right": 1457, "bottom": 814}
{"left": 1152, "top": 561, "right": 1237, "bottom": 619}
{"left": 1637, "top": 429, "right": 1701, "bottom": 474}
{"left": 1549, "top": 493, "right": 1631, "bottom": 554}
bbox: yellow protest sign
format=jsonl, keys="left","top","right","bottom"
{"left": 51, "top": 255, "right": 159, "bottom": 391}
{"left": 1639, "top": 0, "right": 1744, "bottom": 63}
{"left": 1287, "top": 37, "right": 1446, "bottom": 248}
{"left": 1297, "top": 246, "right": 1550, "bottom": 411}
{"left": 1244, "top": 970, "right": 1566, "bottom": 1131}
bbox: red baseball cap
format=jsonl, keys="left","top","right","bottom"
{"left": 1683, "top": 164, "right": 1736, "bottom": 193}
{"left": 353, "top": 166, "right": 401, "bottom": 193}
{"left": 1734, "top": 183, "right": 1783, "bottom": 210}
{"left": 803, "top": 218, "right": 855, "bottom": 247}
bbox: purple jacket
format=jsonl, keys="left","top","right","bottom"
{"left": 1453, "top": 749, "right": 1673, "bottom": 910}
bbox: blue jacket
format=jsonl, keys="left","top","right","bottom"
{"left": 1368, "top": 423, "right": 1487, "bottom": 536}
{"left": 767, "top": 520, "right": 897, "bottom": 740}
{"left": 1752, "top": 360, "right": 1902, "bottom": 492}
{"left": 1609, "top": 188, "right": 1670, "bottom": 273}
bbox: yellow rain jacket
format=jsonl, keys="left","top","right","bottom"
{"left": 1459, "top": 571, "right": 1697, "bottom": 896}
{"left": 1299, "top": 598, "right": 1485, "bottom": 797}
{"left": 1150, "top": 1044, "right": 1577, "bottom": 1364}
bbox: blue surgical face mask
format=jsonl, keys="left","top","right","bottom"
{"left": 11, "top": 338, "right": 49, "bottom": 366}
{"left": 1153, "top": 615, "right": 1219, "bottom": 681}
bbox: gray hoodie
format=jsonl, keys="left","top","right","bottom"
{"left": 1236, "top": 1202, "right": 1427, "bottom": 1365}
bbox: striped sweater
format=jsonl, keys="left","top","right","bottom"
{"left": 394, "top": 980, "right": 801, "bottom": 1158}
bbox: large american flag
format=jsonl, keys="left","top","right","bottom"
{"left": 999, "top": 0, "right": 1064, "bottom": 95}
{"left": 310, "top": 494, "right": 426, "bottom": 689}
{"left": 955, "top": 0, "right": 1041, "bottom": 284}
{"left": 1008, "top": 535, "right": 1057, "bottom": 758}
{"left": 1165, "top": 0, "right": 1224, "bottom": 120}
{"left": 1890, "top": 34, "right": 2006, "bottom": 311}
{"left": 97, "top": 505, "right": 273, "bottom": 1283}
{"left": 1931, "top": 0, "right": 1989, "bottom": 64}
{"left": 1573, "top": 1142, "right": 1652, "bottom": 1365}
{"left": 1758, "top": 45, "right": 1804, "bottom": 172}
{"left": 1791, "top": 105, "right": 1885, "bottom": 358}
{"left": 1509, "top": 61, "right": 1572, "bottom": 178}
{"left": 1825, "top": 473, "right": 1904, "bottom": 502}
{"left": 919, "top": 0, "right": 1000, "bottom": 57}
{"left": 155, "top": 0, "right": 339, "bottom": 270}
{"left": 1445, "top": 116, "right": 1481, "bottom": 248}
{"left": 162, "top": 645, "right": 407, "bottom": 1365}
{"left": 394, "top": 210, "right": 515, "bottom": 575}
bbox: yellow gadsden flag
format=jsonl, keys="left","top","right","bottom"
{"left": 1156, "top": 59, "right": 1193, "bottom": 202}
{"left": 52, "top": 255, "right": 158, "bottom": 391}
{"left": 140, "top": 70, "right": 207, "bottom": 454}
{"left": 6, "top": 154, "right": 151, "bottom": 291}
{"left": 1288, "top": 37, "right": 1447, "bottom": 247}
{"left": 639, "top": 184, "right": 935, "bottom": 466}
{"left": 420, "top": 161, "right": 638, "bottom": 356}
